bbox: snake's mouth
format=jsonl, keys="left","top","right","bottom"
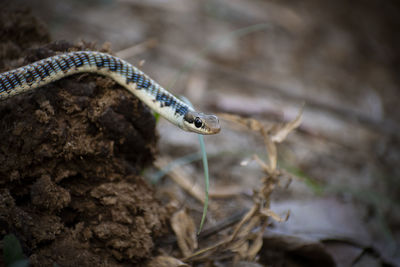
{"left": 203, "top": 114, "right": 221, "bottom": 134}
{"left": 183, "top": 111, "right": 221, "bottom": 135}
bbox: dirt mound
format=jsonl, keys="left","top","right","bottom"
{"left": 0, "top": 10, "right": 168, "bottom": 266}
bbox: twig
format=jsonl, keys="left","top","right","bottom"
{"left": 154, "top": 157, "right": 205, "bottom": 204}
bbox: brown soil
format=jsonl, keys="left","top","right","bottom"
{"left": 0, "top": 10, "right": 168, "bottom": 266}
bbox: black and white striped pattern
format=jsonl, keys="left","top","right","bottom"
{"left": 0, "top": 51, "right": 190, "bottom": 117}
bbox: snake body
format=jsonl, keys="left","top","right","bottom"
{"left": 0, "top": 51, "right": 220, "bottom": 135}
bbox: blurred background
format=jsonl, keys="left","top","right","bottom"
{"left": 3, "top": 0, "right": 400, "bottom": 265}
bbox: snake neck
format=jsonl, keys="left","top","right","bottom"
{"left": 0, "top": 51, "right": 220, "bottom": 134}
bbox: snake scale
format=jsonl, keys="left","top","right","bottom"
{"left": 0, "top": 51, "right": 220, "bottom": 135}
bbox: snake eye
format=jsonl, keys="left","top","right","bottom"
{"left": 194, "top": 117, "right": 203, "bottom": 128}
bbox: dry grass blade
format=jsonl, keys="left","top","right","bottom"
{"left": 260, "top": 208, "right": 290, "bottom": 223}
{"left": 218, "top": 113, "right": 264, "bottom": 132}
{"left": 260, "top": 132, "right": 278, "bottom": 172}
{"left": 209, "top": 185, "right": 250, "bottom": 198}
{"left": 115, "top": 38, "right": 158, "bottom": 59}
{"left": 230, "top": 204, "right": 259, "bottom": 242}
{"left": 269, "top": 107, "right": 303, "bottom": 143}
{"left": 246, "top": 223, "right": 267, "bottom": 260}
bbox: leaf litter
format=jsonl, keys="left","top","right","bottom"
{"left": 163, "top": 108, "right": 303, "bottom": 265}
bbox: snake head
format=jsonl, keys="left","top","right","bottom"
{"left": 182, "top": 111, "right": 221, "bottom": 135}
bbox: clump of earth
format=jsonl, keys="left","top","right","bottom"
{"left": 0, "top": 9, "right": 169, "bottom": 266}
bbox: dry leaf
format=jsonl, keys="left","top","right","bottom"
{"left": 146, "top": 255, "right": 189, "bottom": 267}
{"left": 171, "top": 209, "right": 198, "bottom": 257}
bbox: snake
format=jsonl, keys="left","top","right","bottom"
{"left": 0, "top": 51, "right": 220, "bottom": 135}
